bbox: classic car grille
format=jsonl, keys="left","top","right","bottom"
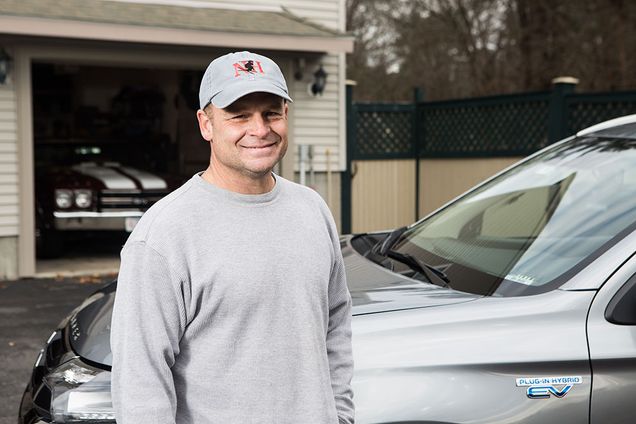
{"left": 98, "top": 190, "right": 168, "bottom": 211}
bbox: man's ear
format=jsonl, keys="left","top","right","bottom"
{"left": 283, "top": 102, "right": 289, "bottom": 119}
{"left": 196, "top": 109, "right": 214, "bottom": 142}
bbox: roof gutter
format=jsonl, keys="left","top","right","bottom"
{"left": 105, "top": 0, "right": 284, "bottom": 13}
{"left": 0, "top": 15, "right": 354, "bottom": 54}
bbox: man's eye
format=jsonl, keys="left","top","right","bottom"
{"left": 266, "top": 111, "right": 282, "bottom": 118}
{"left": 231, "top": 114, "right": 246, "bottom": 120}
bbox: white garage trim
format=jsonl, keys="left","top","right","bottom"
{"left": 15, "top": 49, "right": 35, "bottom": 277}
{"left": 0, "top": 15, "right": 353, "bottom": 54}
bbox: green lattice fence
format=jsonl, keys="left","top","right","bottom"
{"left": 350, "top": 88, "right": 636, "bottom": 160}
{"left": 566, "top": 91, "right": 636, "bottom": 134}
{"left": 353, "top": 103, "right": 415, "bottom": 159}
{"left": 342, "top": 83, "right": 636, "bottom": 233}
{"left": 419, "top": 92, "right": 550, "bottom": 157}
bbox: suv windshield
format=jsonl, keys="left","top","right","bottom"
{"left": 393, "top": 134, "right": 636, "bottom": 296}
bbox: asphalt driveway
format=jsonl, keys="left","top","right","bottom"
{"left": 0, "top": 275, "right": 114, "bottom": 424}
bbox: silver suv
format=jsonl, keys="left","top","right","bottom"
{"left": 19, "top": 115, "right": 636, "bottom": 423}
{"left": 349, "top": 115, "right": 636, "bottom": 423}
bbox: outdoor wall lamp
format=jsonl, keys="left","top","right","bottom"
{"left": 311, "top": 65, "right": 328, "bottom": 96}
{"left": 0, "top": 48, "right": 12, "bottom": 85}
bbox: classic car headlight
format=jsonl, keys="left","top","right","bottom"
{"left": 55, "top": 189, "right": 74, "bottom": 209}
{"left": 74, "top": 189, "right": 93, "bottom": 209}
{"left": 46, "top": 358, "right": 115, "bottom": 423}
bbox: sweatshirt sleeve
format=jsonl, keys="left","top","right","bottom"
{"left": 110, "top": 241, "right": 187, "bottom": 424}
{"left": 326, "top": 230, "right": 355, "bottom": 424}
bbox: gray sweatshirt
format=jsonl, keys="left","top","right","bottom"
{"left": 110, "top": 174, "right": 354, "bottom": 423}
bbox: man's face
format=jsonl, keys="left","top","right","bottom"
{"left": 198, "top": 92, "right": 288, "bottom": 181}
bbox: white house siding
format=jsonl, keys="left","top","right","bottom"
{"left": 278, "top": 0, "right": 345, "bottom": 173}
{"left": 0, "top": 85, "right": 19, "bottom": 238}
{"left": 291, "top": 53, "right": 344, "bottom": 172}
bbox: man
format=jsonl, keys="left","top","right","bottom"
{"left": 110, "top": 51, "right": 354, "bottom": 423}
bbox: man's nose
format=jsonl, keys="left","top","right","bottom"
{"left": 248, "top": 115, "right": 270, "bottom": 137}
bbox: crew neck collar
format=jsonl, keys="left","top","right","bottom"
{"left": 192, "top": 172, "right": 282, "bottom": 205}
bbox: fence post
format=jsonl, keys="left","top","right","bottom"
{"left": 341, "top": 81, "right": 356, "bottom": 234}
{"left": 413, "top": 87, "right": 424, "bottom": 220}
{"left": 548, "top": 76, "right": 579, "bottom": 144}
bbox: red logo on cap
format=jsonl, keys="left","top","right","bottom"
{"left": 233, "top": 60, "right": 265, "bottom": 77}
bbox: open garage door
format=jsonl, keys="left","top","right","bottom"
{"left": 32, "top": 62, "right": 206, "bottom": 274}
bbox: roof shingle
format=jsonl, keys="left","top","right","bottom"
{"left": 0, "top": 0, "right": 344, "bottom": 38}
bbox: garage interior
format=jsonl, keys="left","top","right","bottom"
{"left": 33, "top": 61, "right": 207, "bottom": 276}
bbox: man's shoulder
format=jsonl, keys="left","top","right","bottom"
{"left": 277, "top": 175, "right": 326, "bottom": 205}
{"left": 276, "top": 176, "right": 336, "bottom": 228}
{"left": 127, "top": 175, "right": 203, "bottom": 242}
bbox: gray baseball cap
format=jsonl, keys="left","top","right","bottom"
{"left": 199, "top": 51, "right": 293, "bottom": 109}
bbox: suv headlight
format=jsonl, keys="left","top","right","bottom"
{"left": 55, "top": 189, "right": 73, "bottom": 209}
{"left": 74, "top": 189, "right": 93, "bottom": 209}
{"left": 45, "top": 358, "right": 115, "bottom": 423}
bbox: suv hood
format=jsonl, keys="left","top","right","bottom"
{"left": 343, "top": 235, "right": 479, "bottom": 315}
{"left": 69, "top": 237, "right": 479, "bottom": 368}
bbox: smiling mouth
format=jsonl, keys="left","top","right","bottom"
{"left": 243, "top": 143, "right": 275, "bottom": 149}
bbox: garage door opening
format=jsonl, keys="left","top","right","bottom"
{"left": 32, "top": 62, "right": 206, "bottom": 275}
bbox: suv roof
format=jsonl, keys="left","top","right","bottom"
{"left": 577, "top": 114, "right": 636, "bottom": 137}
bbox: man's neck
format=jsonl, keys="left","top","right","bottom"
{"left": 201, "top": 166, "right": 275, "bottom": 194}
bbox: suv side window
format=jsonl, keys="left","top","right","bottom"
{"left": 606, "top": 273, "right": 636, "bottom": 325}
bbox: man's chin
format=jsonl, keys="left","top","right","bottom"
{"left": 241, "top": 163, "right": 279, "bottom": 180}
{"left": 241, "top": 157, "right": 283, "bottom": 176}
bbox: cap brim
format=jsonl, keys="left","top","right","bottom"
{"left": 210, "top": 81, "right": 293, "bottom": 109}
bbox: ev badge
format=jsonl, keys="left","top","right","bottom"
{"left": 516, "top": 376, "right": 582, "bottom": 399}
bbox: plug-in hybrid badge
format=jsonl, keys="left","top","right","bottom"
{"left": 516, "top": 376, "right": 582, "bottom": 399}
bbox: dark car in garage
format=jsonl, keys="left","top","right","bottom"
{"left": 35, "top": 140, "right": 179, "bottom": 257}
{"left": 19, "top": 115, "right": 636, "bottom": 423}
{"left": 31, "top": 62, "right": 190, "bottom": 259}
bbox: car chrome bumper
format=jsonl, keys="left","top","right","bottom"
{"left": 53, "top": 211, "right": 143, "bottom": 231}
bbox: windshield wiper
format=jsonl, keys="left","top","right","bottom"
{"left": 385, "top": 249, "right": 451, "bottom": 287}
{"left": 371, "top": 226, "right": 451, "bottom": 287}
{"left": 373, "top": 226, "right": 408, "bottom": 256}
